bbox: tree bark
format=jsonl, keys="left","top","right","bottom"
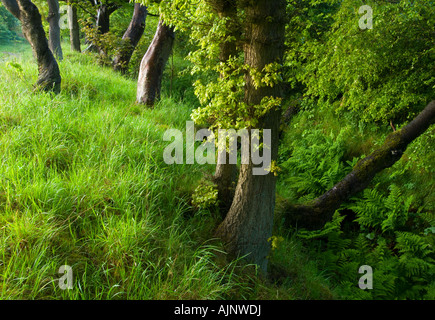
{"left": 85, "top": 2, "right": 117, "bottom": 53}
{"left": 47, "top": 0, "right": 63, "bottom": 60}
{"left": 211, "top": 0, "right": 239, "bottom": 217}
{"left": 136, "top": 19, "right": 175, "bottom": 106}
{"left": 215, "top": 0, "right": 286, "bottom": 272}
{"left": 213, "top": 150, "right": 239, "bottom": 216}
{"left": 113, "top": 3, "right": 147, "bottom": 74}
{"left": 68, "top": 4, "right": 81, "bottom": 52}
{"left": 1, "top": 0, "right": 20, "bottom": 19}
{"left": 95, "top": 3, "right": 110, "bottom": 34}
{"left": 2, "top": 0, "right": 61, "bottom": 93}
{"left": 283, "top": 99, "right": 435, "bottom": 230}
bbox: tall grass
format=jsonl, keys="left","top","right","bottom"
{"left": 0, "top": 43, "right": 253, "bottom": 300}
{"left": 0, "top": 41, "right": 339, "bottom": 300}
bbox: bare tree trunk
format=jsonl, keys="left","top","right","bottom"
{"left": 47, "top": 0, "right": 63, "bottom": 60}
{"left": 86, "top": 2, "right": 116, "bottom": 53}
{"left": 1, "top": 0, "right": 61, "bottom": 93}
{"left": 283, "top": 99, "right": 435, "bottom": 230}
{"left": 113, "top": 3, "right": 147, "bottom": 74}
{"left": 95, "top": 3, "right": 110, "bottom": 34}
{"left": 215, "top": 0, "right": 286, "bottom": 272}
{"left": 68, "top": 4, "right": 81, "bottom": 52}
{"left": 136, "top": 19, "right": 175, "bottom": 106}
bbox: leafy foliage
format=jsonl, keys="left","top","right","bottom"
{"left": 0, "top": 5, "right": 19, "bottom": 43}
{"left": 191, "top": 180, "right": 219, "bottom": 210}
{"left": 286, "top": 0, "right": 435, "bottom": 124}
{"left": 80, "top": 17, "right": 132, "bottom": 66}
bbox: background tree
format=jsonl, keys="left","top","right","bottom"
{"left": 112, "top": 3, "right": 147, "bottom": 73}
{"left": 68, "top": 1, "right": 80, "bottom": 52}
{"left": 47, "top": 0, "right": 62, "bottom": 60}
{"left": 84, "top": 0, "right": 120, "bottom": 52}
{"left": 1, "top": 0, "right": 61, "bottom": 92}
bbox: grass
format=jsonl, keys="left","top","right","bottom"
{"left": 0, "top": 42, "right": 234, "bottom": 299}
{"left": 0, "top": 40, "right": 339, "bottom": 300}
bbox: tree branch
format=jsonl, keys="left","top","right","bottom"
{"left": 283, "top": 99, "right": 435, "bottom": 230}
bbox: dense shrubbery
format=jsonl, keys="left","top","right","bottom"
{"left": 274, "top": 1, "right": 435, "bottom": 299}
{"left": 285, "top": 0, "right": 434, "bottom": 124}
{"left": 276, "top": 102, "right": 435, "bottom": 299}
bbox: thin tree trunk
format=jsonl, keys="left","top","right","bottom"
{"left": 113, "top": 3, "right": 147, "bottom": 74}
{"left": 2, "top": 0, "right": 61, "bottom": 93}
{"left": 215, "top": 0, "right": 286, "bottom": 272}
{"left": 95, "top": 3, "right": 110, "bottom": 34}
{"left": 47, "top": 0, "right": 63, "bottom": 60}
{"left": 211, "top": 0, "right": 239, "bottom": 216}
{"left": 136, "top": 19, "right": 175, "bottom": 106}
{"left": 86, "top": 3, "right": 115, "bottom": 53}
{"left": 283, "top": 99, "right": 435, "bottom": 230}
{"left": 68, "top": 4, "right": 81, "bottom": 52}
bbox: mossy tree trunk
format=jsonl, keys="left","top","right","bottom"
{"left": 284, "top": 99, "right": 435, "bottom": 230}
{"left": 215, "top": 0, "right": 286, "bottom": 272}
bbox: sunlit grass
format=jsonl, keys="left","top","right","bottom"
{"left": 0, "top": 41, "right": 338, "bottom": 300}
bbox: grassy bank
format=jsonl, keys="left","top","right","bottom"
{"left": 0, "top": 41, "right": 336, "bottom": 300}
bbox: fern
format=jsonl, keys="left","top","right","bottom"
{"left": 302, "top": 183, "right": 435, "bottom": 299}
{"left": 395, "top": 232, "right": 433, "bottom": 259}
{"left": 280, "top": 128, "right": 355, "bottom": 200}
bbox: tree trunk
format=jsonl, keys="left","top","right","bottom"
{"left": 95, "top": 3, "right": 110, "bottom": 34}
{"left": 1, "top": 0, "right": 20, "bottom": 19}
{"left": 86, "top": 3, "right": 115, "bottom": 53}
{"left": 213, "top": 150, "right": 239, "bottom": 216}
{"left": 2, "top": 0, "right": 61, "bottom": 93}
{"left": 113, "top": 3, "right": 147, "bottom": 74}
{"left": 68, "top": 4, "right": 81, "bottom": 52}
{"left": 215, "top": 0, "right": 286, "bottom": 272}
{"left": 47, "top": 0, "right": 63, "bottom": 60}
{"left": 283, "top": 99, "right": 435, "bottom": 230}
{"left": 211, "top": 0, "right": 239, "bottom": 216}
{"left": 136, "top": 19, "right": 175, "bottom": 106}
